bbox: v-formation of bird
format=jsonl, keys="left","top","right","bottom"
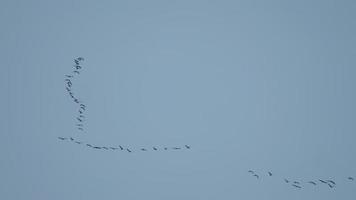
{"left": 59, "top": 57, "right": 191, "bottom": 154}
{"left": 248, "top": 170, "right": 354, "bottom": 189}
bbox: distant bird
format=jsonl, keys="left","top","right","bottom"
{"left": 248, "top": 170, "right": 254, "bottom": 174}
{"left": 74, "top": 99, "right": 80, "bottom": 103}
{"left": 119, "top": 146, "right": 124, "bottom": 150}
{"left": 319, "top": 179, "right": 327, "bottom": 184}
{"left": 79, "top": 110, "right": 83, "bottom": 114}
{"left": 141, "top": 148, "right": 147, "bottom": 151}
{"left": 58, "top": 137, "right": 66, "bottom": 140}
{"left": 153, "top": 147, "right": 158, "bottom": 150}
{"left": 76, "top": 124, "right": 83, "bottom": 127}
{"left": 75, "top": 141, "right": 81, "bottom": 144}
{"left": 292, "top": 184, "right": 302, "bottom": 189}
{"left": 74, "top": 59, "right": 80, "bottom": 65}
{"left": 185, "top": 145, "right": 190, "bottom": 149}
{"left": 308, "top": 181, "right": 317, "bottom": 185}
{"left": 77, "top": 117, "right": 83, "bottom": 122}
{"left": 172, "top": 147, "right": 181, "bottom": 150}
{"left": 164, "top": 147, "right": 168, "bottom": 150}
{"left": 109, "top": 147, "right": 118, "bottom": 150}
{"left": 327, "top": 183, "right": 334, "bottom": 188}
{"left": 77, "top": 57, "right": 84, "bottom": 61}
{"left": 102, "top": 147, "right": 109, "bottom": 150}
{"left": 75, "top": 65, "right": 82, "bottom": 70}
{"left": 70, "top": 137, "right": 74, "bottom": 141}
{"left": 126, "top": 148, "right": 132, "bottom": 153}
{"left": 93, "top": 146, "right": 102, "bottom": 149}
{"left": 327, "top": 180, "right": 336, "bottom": 185}
{"left": 268, "top": 172, "right": 272, "bottom": 176}
{"left": 73, "top": 70, "right": 80, "bottom": 74}
{"left": 86, "top": 144, "right": 92, "bottom": 147}
{"left": 293, "top": 181, "right": 300, "bottom": 184}
{"left": 284, "top": 179, "right": 290, "bottom": 183}
{"left": 79, "top": 115, "right": 85, "bottom": 118}
{"left": 253, "top": 174, "right": 259, "bottom": 179}
{"left": 348, "top": 177, "right": 354, "bottom": 181}
{"left": 65, "top": 75, "right": 73, "bottom": 78}
{"left": 78, "top": 127, "right": 83, "bottom": 131}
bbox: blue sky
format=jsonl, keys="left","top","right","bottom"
{"left": 1, "top": 0, "right": 356, "bottom": 199}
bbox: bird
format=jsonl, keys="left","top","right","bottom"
{"left": 74, "top": 99, "right": 80, "bottom": 103}
{"left": 327, "top": 183, "right": 334, "bottom": 188}
{"left": 65, "top": 75, "right": 73, "bottom": 78}
{"left": 348, "top": 177, "right": 354, "bottom": 181}
{"left": 75, "top": 141, "right": 81, "bottom": 144}
{"left": 293, "top": 181, "right": 300, "bottom": 184}
{"left": 253, "top": 174, "right": 259, "bottom": 179}
{"left": 185, "top": 145, "right": 190, "bottom": 149}
{"left": 76, "top": 124, "right": 83, "bottom": 127}
{"left": 73, "top": 70, "right": 80, "bottom": 74}
{"left": 86, "top": 144, "right": 92, "bottom": 147}
{"left": 284, "top": 179, "right": 290, "bottom": 183}
{"left": 79, "top": 115, "right": 85, "bottom": 118}
{"left": 70, "top": 137, "right": 74, "bottom": 141}
{"left": 164, "top": 147, "right": 168, "bottom": 150}
{"left": 109, "top": 147, "right": 118, "bottom": 150}
{"left": 248, "top": 170, "right": 254, "bottom": 174}
{"left": 153, "top": 147, "right": 158, "bottom": 150}
{"left": 119, "top": 146, "right": 124, "bottom": 150}
{"left": 268, "top": 172, "right": 272, "bottom": 176}
{"left": 319, "top": 179, "right": 327, "bottom": 184}
{"left": 74, "top": 59, "right": 80, "bottom": 65}
{"left": 58, "top": 137, "right": 66, "bottom": 140}
{"left": 292, "top": 184, "right": 302, "bottom": 189}
{"left": 172, "top": 147, "right": 181, "bottom": 150}
{"left": 93, "top": 146, "right": 102, "bottom": 149}
{"left": 77, "top": 57, "right": 84, "bottom": 61}
{"left": 102, "top": 147, "right": 109, "bottom": 150}
{"left": 327, "top": 180, "right": 336, "bottom": 185}
{"left": 79, "top": 110, "right": 83, "bottom": 114}
{"left": 126, "top": 148, "right": 132, "bottom": 153}
{"left": 77, "top": 117, "right": 83, "bottom": 122}
{"left": 141, "top": 148, "right": 147, "bottom": 151}
{"left": 308, "top": 181, "right": 317, "bottom": 185}
{"left": 75, "top": 65, "right": 82, "bottom": 70}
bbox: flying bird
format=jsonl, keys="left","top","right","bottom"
{"left": 319, "top": 179, "right": 327, "bottom": 184}
{"left": 119, "top": 146, "right": 124, "bottom": 150}
{"left": 126, "top": 148, "right": 132, "bottom": 153}
{"left": 141, "top": 148, "right": 147, "bottom": 151}
{"left": 77, "top": 57, "right": 84, "bottom": 61}
{"left": 327, "top": 180, "right": 336, "bottom": 185}
{"left": 70, "top": 137, "right": 74, "bottom": 141}
{"left": 86, "top": 144, "right": 92, "bottom": 147}
{"left": 327, "top": 183, "right": 334, "bottom": 188}
{"left": 172, "top": 147, "right": 181, "bottom": 150}
{"left": 293, "top": 181, "right": 300, "bottom": 184}
{"left": 77, "top": 117, "right": 83, "bottom": 122}
{"left": 348, "top": 177, "right": 354, "bottom": 181}
{"left": 284, "top": 179, "right": 290, "bottom": 183}
{"left": 308, "top": 181, "right": 317, "bottom": 185}
{"left": 253, "top": 174, "right": 259, "bottom": 179}
{"left": 65, "top": 75, "right": 73, "bottom": 78}
{"left": 73, "top": 70, "right": 80, "bottom": 74}
{"left": 75, "top": 141, "right": 82, "bottom": 144}
{"left": 292, "top": 184, "right": 302, "bottom": 189}
{"left": 153, "top": 147, "right": 158, "bottom": 150}
{"left": 58, "top": 137, "right": 66, "bottom": 140}
{"left": 268, "top": 172, "right": 272, "bottom": 176}
{"left": 248, "top": 170, "right": 254, "bottom": 174}
{"left": 185, "top": 145, "right": 190, "bottom": 149}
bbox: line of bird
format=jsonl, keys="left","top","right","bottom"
{"left": 58, "top": 136, "right": 191, "bottom": 153}
{"left": 248, "top": 170, "right": 354, "bottom": 189}
{"left": 65, "top": 57, "right": 86, "bottom": 132}
{"left": 62, "top": 56, "right": 192, "bottom": 153}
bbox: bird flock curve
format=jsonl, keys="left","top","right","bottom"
{"left": 58, "top": 57, "right": 191, "bottom": 153}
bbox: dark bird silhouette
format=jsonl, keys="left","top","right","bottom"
{"left": 284, "top": 179, "right": 290, "bottom": 183}
{"left": 75, "top": 141, "right": 82, "bottom": 144}
{"left": 327, "top": 180, "right": 336, "bottom": 185}
{"left": 268, "top": 172, "right": 272, "bottom": 176}
{"left": 70, "top": 137, "right": 74, "bottom": 141}
{"left": 141, "top": 148, "right": 147, "bottom": 151}
{"left": 74, "top": 99, "right": 80, "bottom": 103}
{"left": 172, "top": 147, "right": 181, "bottom": 150}
{"left": 109, "top": 147, "right": 118, "bottom": 150}
{"left": 58, "top": 137, "right": 66, "bottom": 140}
{"left": 308, "top": 181, "right": 317, "bottom": 185}
{"left": 164, "top": 147, "right": 168, "bottom": 150}
{"left": 78, "top": 127, "right": 83, "bottom": 131}
{"left": 76, "top": 124, "right": 83, "bottom": 127}
{"left": 293, "top": 181, "right": 300, "bottom": 184}
{"left": 253, "top": 174, "right": 259, "bottom": 179}
{"left": 119, "top": 146, "right": 124, "bottom": 150}
{"left": 327, "top": 183, "right": 334, "bottom": 188}
{"left": 185, "top": 145, "right": 190, "bottom": 149}
{"left": 65, "top": 75, "right": 73, "bottom": 78}
{"left": 79, "top": 110, "right": 83, "bottom": 114}
{"left": 73, "top": 70, "right": 80, "bottom": 74}
{"left": 292, "top": 184, "right": 302, "bottom": 189}
{"left": 348, "top": 177, "right": 354, "bottom": 181}
{"left": 102, "top": 147, "right": 109, "bottom": 150}
{"left": 248, "top": 170, "right": 254, "bottom": 174}
{"left": 153, "top": 147, "right": 158, "bottom": 150}
{"left": 75, "top": 65, "right": 82, "bottom": 70}
{"left": 77, "top": 57, "right": 84, "bottom": 61}
{"left": 93, "top": 146, "right": 102, "bottom": 149}
{"left": 77, "top": 117, "right": 83, "bottom": 122}
{"left": 74, "top": 59, "right": 80, "bottom": 65}
{"left": 86, "top": 144, "right": 92, "bottom": 147}
{"left": 126, "top": 148, "right": 132, "bottom": 152}
{"left": 319, "top": 179, "right": 327, "bottom": 184}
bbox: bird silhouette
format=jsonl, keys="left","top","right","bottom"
{"left": 185, "top": 145, "right": 190, "bottom": 149}
{"left": 77, "top": 57, "right": 84, "bottom": 61}
{"left": 58, "top": 137, "right": 66, "bottom": 140}
{"left": 77, "top": 117, "right": 83, "bottom": 122}
{"left": 73, "top": 70, "right": 80, "bottom": 74}
{"left": 268, "top": 172, "right": 272, "bottom": 176}
{"left": 119, "top": 146, "right": 124, "bottom": 150}
{"left": 70, "top": 137, "right": 74, "bottom": 141}
{"left": 126, "top": 148, "right": 132, "bottom": 152}
{"left": 327, "top": 180, "right": 336, "bottom": 185}
{"left": 308, "top": 181, "right": 317, "bottom": 185}
{"left": 86, "top": 144, "right": 92, "bottom": 147}
{"left": 253, "top": 174, "right": 259, "bottom": 179}
{"left": 348, "top": 177, "right": 354, "bottom": 181}
{"left": 292, "top": 184, "right": 302, "bottom": 189}
{"left": 319, "top": 179, "right": 327, "bottom": 184}
{"left": 327, "top": 183, "right": 334, "bottom": 188}
{"left": 65, "top": 75, "right": 73, "bottom": 78}
{"left": 172, "top": 147, "right": 181, "bottom": 150}
{"left": 293, "top": 181, "right": 300, "bottom": 184}
{"left": 284, "top": 179, "right": 290, "bottom": 183}
{"left": 153, "top": 147, "right": 158, "bottom": 150}
{"left": 248, "top": 170, "right": 254, "bottom": 174}
{"left": 141, "top": 148, "right": 147, "bottom": 151}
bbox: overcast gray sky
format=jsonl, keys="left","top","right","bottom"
{"left": 1, "top": 0, "right": 356, "bottom": 199}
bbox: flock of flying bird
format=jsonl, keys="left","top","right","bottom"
{"left": 248, "top": 170, "right": 354, "bottom": 189}
{"left": 64, "top": 57, "right": 86, "bottom": 132}
{"left": 59, "top": 57, "right": 191, "bottom": 153}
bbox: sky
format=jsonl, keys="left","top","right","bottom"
{"left": 1, "top": 0, "right": 356, "bottom": 199}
